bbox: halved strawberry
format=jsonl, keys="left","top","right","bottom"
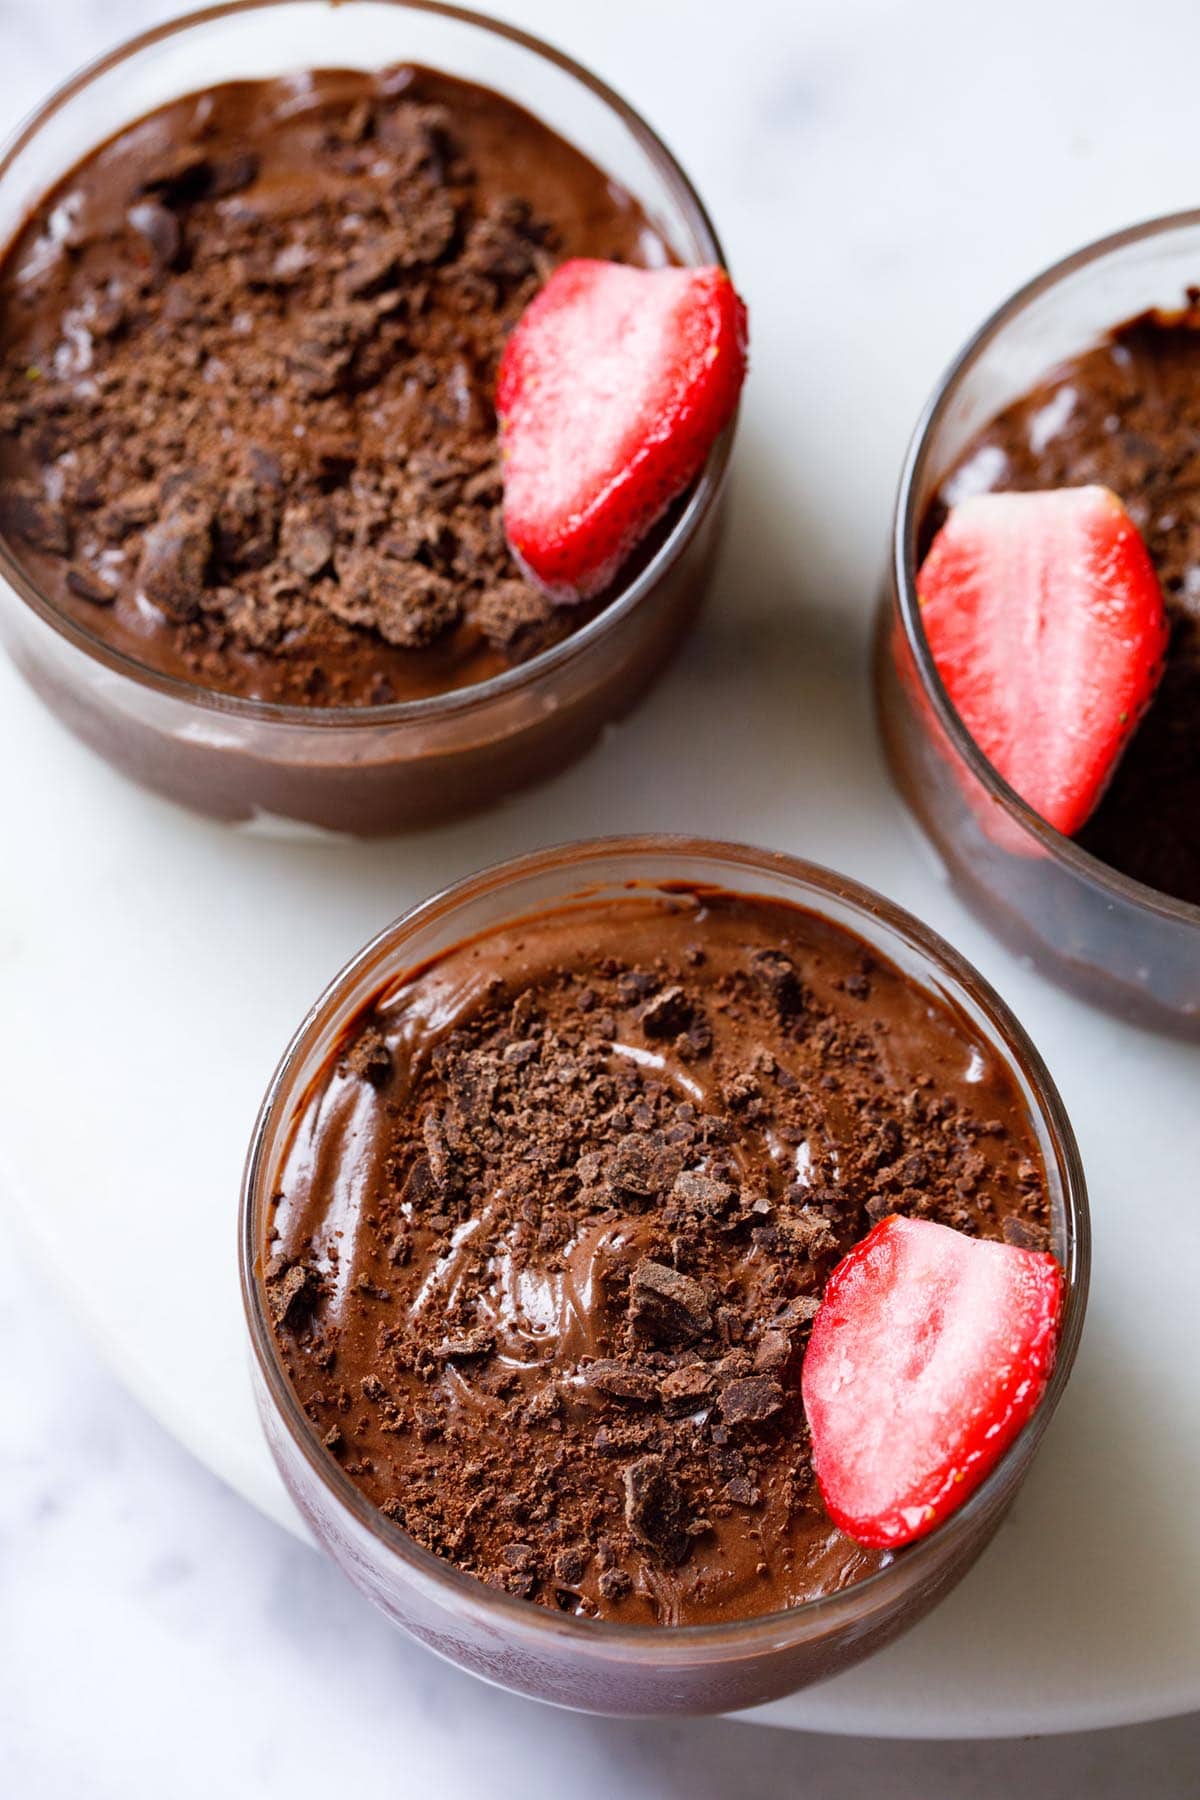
{"left": 917, "top": 486, "right": 1168, "bottom": 836}
{"left": 801, "top": 1215, "right": 1062, "bottom": 1550}
{"left": 496, "top": 259, "right": 747, "bottom": 599}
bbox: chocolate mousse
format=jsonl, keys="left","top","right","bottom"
{"left": 0, "top": 67, "right": 670, "bottom": 707}
{"left": 924, "top": 303, "right": 1200, "bottom": 907}
{"left": 262, "top": 884, "right": 1053, "bottom": 1627}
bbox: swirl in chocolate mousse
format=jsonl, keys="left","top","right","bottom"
{"left": 0, "top": 67, "right": 670, "bottom": 706}
{"left": 262, "top": 886, "right": 1052, "bottom": 1627}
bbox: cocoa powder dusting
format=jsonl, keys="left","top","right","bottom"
{"left": 264, "top": 887, "right": 1053, "bottom": 1627}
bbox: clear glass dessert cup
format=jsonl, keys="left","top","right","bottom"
{"left": 0, "top": 0, "right": 735, "bottom": 837}
{"left": 876, "top": 212, "right": 1200, "bottom": 1037}
{"left": 239, "top": 835, "right": 1089, "bottom": 1716}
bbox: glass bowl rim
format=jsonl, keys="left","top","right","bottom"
{"left": 0, "top": 0, "right": 732, "bottom": 731}
{"left": 892, "top": 207, "right": 1200, "bottom": 932}
{"left": 238, "top": 832, "right": 1090, "bottom": 1657}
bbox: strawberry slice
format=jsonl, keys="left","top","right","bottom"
{"left": 496, "top": 259, "right": 747, "bottom": 599}
{"left": 801, "top": 1215, "right": 1062, "bottom": 1550}
{"left": 916, "top": 486, "right": 1168, "bottom": 836}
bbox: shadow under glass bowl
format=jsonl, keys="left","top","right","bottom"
{"left": 239, "top": 834, "right": 1089, "bottom": 1716}
{"left": 0, "top": 0, "right": 735, "bottom": 838}
{"left": 877, "top": 211, "right": 1200, "bottom": 1038}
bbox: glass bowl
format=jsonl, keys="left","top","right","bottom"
{"left": 239, "top": 835, "right": 1089, "bottom": 1715}
{"left": 0, "top": 1, "right": 734, "bottom": 837}
{"left": 877, "top": 212, "right": 1200, "bottom": 1037}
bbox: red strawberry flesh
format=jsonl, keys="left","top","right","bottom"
{"left": 497, "top": 259, "right": 747, "bottom": 599}
{"left": 801, "top": 1215, "right": 1062, "bottom": 1550}
{"left": 916, "top": 486, "right": 1168, "bottom": 836}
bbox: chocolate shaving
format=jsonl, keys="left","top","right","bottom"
{"left": 65, "top": 563, "right": 117, "bottom": 605}
{"left": 630, "top": 1259, "right": 712, "bottom": 1344}
{"left": 433, "top": 1328, "right": 495, "bottom": 1363}
{"left": 345, "top": 1026, "right": 392, "bottom": 1087}
{"left": 325, "top": 553, "right": 461, "bottom": 648}
{"left": 752, "top": 950, "right": 807, "bottom": 1021}
{"left": 719, "top": 1376, "right": 784, "bottom": 1429}
{"left": 267, "top": 1262, "right": 319, "bottom": 1329}
{"left": 607, "top": 1133, "right": 681, "bottom": 1201}
{"left": 671, "top": 1169, "right": 733, "bottom": 1217}
{"left": 640, "top": 985, "right": 693, "bottom": 1039}
{"left": 1002, "top": 1215, "right": 1049, "bottom": 1251}
{"left": 623, "top": 1455, "right": 692, "bottom": 1566}
{"left": 280, "top": 502, "right": 334, "bottom": 580}
{"left": 136, "top": 494, "right": 213, "bottom": 619}
{"left": 0, "top": 483, "right": 70, "bottom": 555}
{"left": 752, "top": 1329, "right": 793, "bottom": 1374}
{"left": 581, "top": 1359, "right": 658, "bottom": 1404}
{"left": 659, "top": 1362, "right": 716, "bottom": 1416}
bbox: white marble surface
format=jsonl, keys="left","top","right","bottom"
{"left": 4, "top": 0, "right": 1200, "bottom": 1789}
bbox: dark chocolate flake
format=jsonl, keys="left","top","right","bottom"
{"left": 554, "top": 1545, "right": 590, "bottom": 1587}
{"left": 326, "top": 552, "right": 461, "bottom": 649}
{"left": 778, "top": 1294, "right": 820, "bottom": 1332}
{"left": 521, "top": 1386, "right": 561, "bottom": 1428}
{"left": 267, "top": 1262, "right": 319, "bottom": 1329}
{"left": 597, "top": 1566, "right": 631, "bottom": 1602}
{"left": 392, "top": 192, "right": 459, "bottom": 268}
{"left": 623, "top": 1454, "right": 692, "bottom": 1567}
{"left": 606, "top": 1132, "right": 681, "bottom": 1202}
{"left": 672, "top": 1169, "right": 733, "bottom": 1217}
{"left": 281, "top": 502, "right": 334, "bottom": 580}
{"left": 581, "top": 1359, "right": 658, "bottom": 1404}
{"left": 639, "top": 985, "right": 692, "bottom": 1039}
{"left": 138, "top": 146, "right": 216, "bottom": 206}
{"left": 461, "top": 195, "right": 544, "bottom": 292}
{"left": 434, "top": 1327, "right": 496, "bottom": 1362}
{"left": 1002, "top": 1215, "right": 1049, "bottom": 1252}
{"left": 136, "top": 495, "right": 214, "bottom": 619}
{"left": 752, "top": 1329, "right": 793, "bottom": 1374}
{"left": 630, "top": 1259, "right": 712, "bottom": 1344}
{"left": 216, "top": 477, "right": 279, "bottom": 571}
{"left": 0, "top": 483, "right": 70, "bottom": 555}
{"left": 65, "top": 563, "right": 117, "bottom": 605}
{"left": 784, "top": 1207, "right": 839, "bottom": 1260}
{"left": 101, "top": 483, "right": 160, "bottom": 539}
{"left": 475, "top": 578, "right": 552, "bottom": 652}
{"left": 752, "top": 949, "right": 807, "bottom": 1021}
{"left": 719, "top": 1375, "right": 784, "bottom": 1429}
{"left": 287, "top": 305, "right": 374, "bottom": 396}
{"left": 345, "top": 1026, "right": 392, "bottom": 1087}
{"left": 658, "top": 1362, "right": 715, "bottom": 1416}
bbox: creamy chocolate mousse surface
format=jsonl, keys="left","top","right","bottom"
{"left": 263, "top": 885, "right": 1052, "bottom": 1627}
{"left": 925, "top": 305, "right": 1200, "bottom": 906}
{"left": 0, "top": 67, "right": 668, "bottom": 706}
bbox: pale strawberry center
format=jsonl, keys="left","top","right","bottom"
{"left": 516, "top": 266, "right": 696, "bottom": 523}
